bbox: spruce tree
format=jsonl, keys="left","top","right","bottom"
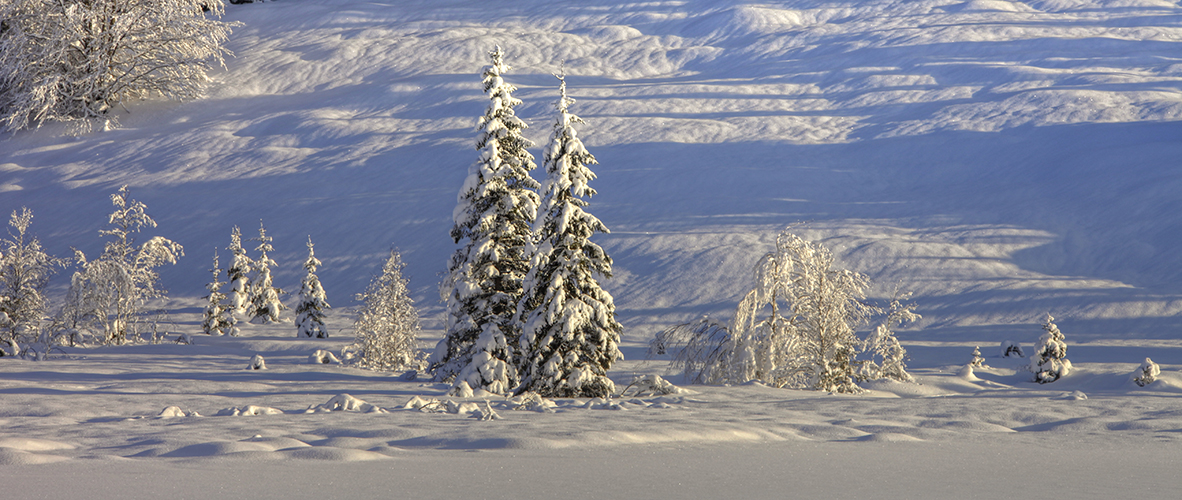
{"left": 201, "top": 250, "right": 232, "bottom": 336}
{"left": 516, "top": 73, "right": 622, "bottom": 398}
{"left": 295, "top": 236, "right": 329, "bottom": 338}
{"left": 1030, "top": 313, "right": 1071, "bottom": 383}
{"left": 226, "top": 226, "right": 252, "bottom": 315}
{"left": 348, "top": 249, "right": 421, "bottom": 371}
{"left": 248, "top": 222, "right": 284, "bottom": 324}
{"left": 431, "top": 46, "right": 540, "bottom": 395}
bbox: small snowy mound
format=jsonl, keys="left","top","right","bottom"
{"left": 0, "top": 448, "right": 70, "bottom": 465}
{"left": 1001, "top": 340, "right": 1025, "bottom": 358}
{"left": 309, "top": 394, "right": 387, "bottom": 413}
{"left": 279, "top": 447, "right": 391, "bottom": 461}
{"left": 471, "top": 401, "right": 501, "bottom": 421}
{"left": 308, "top": 349, "right": 340, "bottom": 364}
{"left": 512, "top": 392, "right": 558, "bottom": 413}
{"left": 957, "top": 363, "right": 981, "bottom": 381}
{"left": 1132, "top": 358, "right": 1160, "bottom": 387}
{"left": 157, "top": 406, "right": 200, "bottom": 418}
{"left": 448, "top": 380, "right": 474, "bottom": 398}
{"left": 619, "top": 374, "right": 689, "bottom": 397}
{"left": 216, "top": 405, "right": 284, "bottom": 416}
{"left": 404, "top": 396, "right": 444, "bottom": 412}
{"left": 247, "top": 354, "right": 266, "bottom": 370}
{"left": 0, "top": 438, "right": 75, "bottom": 452}
{"left": 1053, "top": 390, "right": 1088, "bottom": 400}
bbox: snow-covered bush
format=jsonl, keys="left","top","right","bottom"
{"left": 969, "top": 346, "right": 985, "bottom": 368}
{"left": 515, "top": 72, "right": 621, "bottom": 398}
{"left": 344, "top": 249, "right": 422, "bottom": 372}
{"left": 294, "top": 237, "right": 329, "bottom": 338}
{"left": 433, "top": 46, "right": 539, "bottom": 394}
{"left": 1029, "top": 313, "right": 1071, "bottom": 383}
{"left": 0, "top": 208, "right": 64, "bottom": 357}
{"left": 859, "top": 292, "right": 918, "bottom": 383}
{"left": 248, "top": 222, "right": 284, "bottom": 324}
{"left": 1133, "top": 357, "right": 1160, "bottom": 387}
{"left": 247, "top": 354, "right": 266, "bottom": 370}
{"left": 1001, "top": 340, "right": 1024, "bottom": 358}
{"left": 59, "top": 186, "right": 183, "bottom": 345}
{"left": 308, "top": 349, "right": 339, "bottom": 364}
{"left": 619, "top": 374, "right": 686, "bottom": 397}
{"left": 650, "top": 230, "right": 876, "bottom": 393}
{"left": 0, "top": 0, "right": 238, "bottom": 133}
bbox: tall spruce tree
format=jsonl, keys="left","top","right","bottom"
{"left": 516, "top": 73, "right": 622, "bottom": 397}
{"left": 226, "top": 226, "right": 252, "bottom": 315}
{"left": 431, "top": 46, "right": 540, "bottom": 395}
{"left": 249, "top": 222, "right": 284, "bottom": 324}
{"left": 295, "top": 236, "right": 329, "bottom": 338}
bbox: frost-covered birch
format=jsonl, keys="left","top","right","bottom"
{"left": 1030, "top": 313, "right": 1071, "bottom": 383}
{"left": 515, "top": 73, "right": 621, "bottom": 398}
{"left": 431, "top": 46, "right": 540, "bottom": 395}
{"left": 860, "top": 292, "right": 918, "bottom": 383}
{"left": 248, "top": 222, "right": 284, "bottom": 324}
{"left": 61, "top": 186, "right": 183, "bottom": 345}
{"left": 0, "top": 208, "right": 65, "bottom": 356}
{"left": 294, "top": 237, "right": 329, "bottom": 338}
{"left": 0, "top": 0, "right": 238, "bottom": 132}
{"left": 226, "top": 226, "right": 252, "bottom": 315}
{"left": 346, "top": 249, "right": 422, "bottom": 372}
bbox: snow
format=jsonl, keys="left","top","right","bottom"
{"left": 2, "top": 0, "right": 1182, "bottom": 495}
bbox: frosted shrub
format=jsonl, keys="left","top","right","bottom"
{"left": 1029, "top": 314, "right": 1071, "bottom": 383}
{"left": 1133, "top": 358, "right": 1160, "bottom": 387}
{"left": 247, "top": 354, "right": 266, "bottom": 370}
{"left": 0, "top": 208, "right": 64, "bottom": 357}
{"left": 0, "top": 0, "right": 238, "bottom": 132}
{"left": 860, "top": 292, "right": 918, "bottom": 383}
{"left": 344, "top": 250, "right": 422, "bottom": 372}
{"left": 651, "top": 230, "right": 878, "bottom": 394}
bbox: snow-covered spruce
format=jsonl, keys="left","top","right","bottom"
{"left": 345, "top": 249, "right": 422, "bottom": 372}
{"left": 1133, "top": 358, "right": 1160, "bottom": 387}
{"left": 432, "top": 46, "right": 540, "bottom": 395}
{"left": 1030, "top": 313, "right": 1071, "bottom": 383}
{"left": 226, "top": 226, "right": 252, "bottom": 317}
{"left": 651, "top": 231, "right": 874, "bottom": 393}
{"left": 0, "top": 0, "right": 237, "bottom": 133}
{"left": 200, "top": 250, "right": 234, "bottom": 336}
{"left": 295, "top": 237, "right": 329, "bottom": 338}
{"left": 58, "top": 186, "right": 183, "bottom": 345}
{"left": 0, "top": 208, "right": 64, "bottom": 357}
{"left": 859, "top": 292, "right": 918, "bottom": 383}
{"left": 248, "top": 222, "right": 284, "bottom": 324}
{"left": 515, "top": 73, "right": 622, "bottom": 398}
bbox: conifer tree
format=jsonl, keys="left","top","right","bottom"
{"left": 201, "top": 250, "right": 233, "bottom": 336}
{"left": 295, "top": 236, "right": 329, "bottom": 338}
{"left": 0, "top": 208, "right": 64, "bottom": 356}
{"left": 431, "top": 46, "right": 540, "bottom": 395}
{"left": 226, "top": 226, "right": 252, "bottom": 315}
{"left": 516, "top": 73, "right": 622, "bottom": 398}
{"left": 1030, "top": 313, "right": 1071, "bottom": 383}
{"left": 969, "top": 346, "right": 985, "bottom": 367}
{"left": 347, "top": 249, "right": 421, "bottom": 371}
{"left": 248, "top": 222, "right": 284, "bottom": 324}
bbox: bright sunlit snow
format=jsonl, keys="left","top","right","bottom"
{"left": 2, "top": 0, "right": 1182, "bottom": 496}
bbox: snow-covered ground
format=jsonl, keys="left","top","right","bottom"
{"left": 3, "top": 0, "right": 1182, "bottom": 495}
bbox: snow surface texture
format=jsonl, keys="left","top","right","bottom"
{"left": 2, "top": 0, "right": 1182, "bottom": 496}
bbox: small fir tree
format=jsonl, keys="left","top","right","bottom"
{"left": 969, "top": 346, "right": 985, "bottom": 368}
{"left": 1133, "top": 358, "right": 1160, "bottom": 387}
{"left": 295, "top": 236, "right": 329, "bottom": 338}
{"left": 516, "top": 73, "right": 622, "bottom": 398}
{"left": 432, "top": 46, "right": 540, "bottom": 395}
{"left": 248, "top": 222, "right": 284, "bottom": 324}
{"left": 1030, "top": 313, "right": 1071, "bottom": 383}
{"left": 200, "top": 250, "right": 233, "bottom": 336}
{"left": 0, "top": 208, "right": 65, "bottom": 356}
{"left": 346, "top": 249, "right": 422, "bottom": 371}
{"left": 226, "top": 226, "right": 252, "bottom": 315}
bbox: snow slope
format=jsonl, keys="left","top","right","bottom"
{"left": 2, "top": 0, "right": 1182, "bottom": 495}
